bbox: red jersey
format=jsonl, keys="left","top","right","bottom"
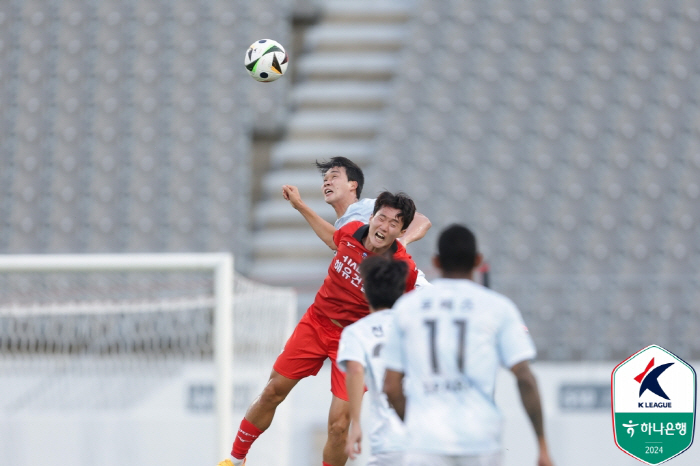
{"left": 310, "top": 221, "right": 418, "bottom": 326}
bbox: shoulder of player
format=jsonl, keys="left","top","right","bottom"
{"left": 391, "top": 243, "right": 415, "bottom": 263}
{"left": 336, "top": 221, "right": 366, "bottom": 242}
{"left": 342, "top": 312, "right": 384, "bottom": 337}
{"left": 339, "top": 220, "right": 364, "bottom": 232}
{"left": 390, "top": 288, "right": 425, "bottom": 314}
{"left": 341, "top": 198, "right": 374, "bottom": 219}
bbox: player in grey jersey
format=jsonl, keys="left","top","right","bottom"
{"left": 383, "top": 225, "right": 554, "bottom": 466}
{"left": 337, "top": 256, "right": 410, "bottom": 466}
{"left": 282, "top": 157, "right": 432, "bottom": 286}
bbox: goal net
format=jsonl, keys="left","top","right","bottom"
{"left": 0, "top": 254, "right": 296, "bottom": 466}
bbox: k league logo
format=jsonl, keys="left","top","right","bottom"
{"left": 635, "top": 358, "right": 673, "bottom": 406}
{"left": 612, "top": 345, "right": 696, "bottom": 465}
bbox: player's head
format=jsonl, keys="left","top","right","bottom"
{"left": 365, "top": 192, "right": 416, "bottom": 252}
{"left": 315, "top": 157, "right": 364, "bottom": 203}
{"left": 359, "top": 255, "right": 408, "bottom": 311}
{"left": 433, "top": 224, "right": 482, "bottom": 277}
{"left": 372, "top": 191, "right": 415, "bottom": 230}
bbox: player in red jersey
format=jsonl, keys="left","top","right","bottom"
{"left": 227, "top": 192, "right": 418, "bottom": 466}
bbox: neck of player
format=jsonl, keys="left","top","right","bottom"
{"left": 369, "top": 306, "right": 389, "bottom": 314}
{"left": 332, "top": 196, "right": 358, "bottom": 219}
{"left": 362, "top": 236, "right": 394, "bottom": 255}
{"left": 441, "top": 271, "right": 475, "bottom": 281}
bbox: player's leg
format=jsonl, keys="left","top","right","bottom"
{"left": 322, "top": 350, "right": 358, "bottom": 466}
{"left": 245, "top": 369, "right": 299, "bottom": 430}
{"left": 231, "top": 370, "right": 299, "bottom": 462}
{"left": 323, "top": 394, "right": 351, "bottom": 466}
{"left": 231, "top": 309, "right": 327, "bottom": 463}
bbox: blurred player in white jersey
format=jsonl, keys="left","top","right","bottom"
{"left": 281, "top": 157, "right": 432, "bottom": 287}
{"left": 383, "top": 224, "right": 554, "bottom": 466}
{"left": 337, "top": 255, "right": 410, "bottom": 466}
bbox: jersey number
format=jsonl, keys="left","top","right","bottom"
{"left": 424, "top": 319, "right": 467, "bottom": 374}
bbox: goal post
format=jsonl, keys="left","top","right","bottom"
{"left": 0, "top": 253, "right": 296, "bottom": 466}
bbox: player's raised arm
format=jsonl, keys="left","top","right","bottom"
{"left": 511, "top": 360, "right": 555, "bottom": 466}
{"left": 281, "top": 184, "right": 337, "bottom": 250}
{"left": 398, "top": 211, "right": 431, "bottom": 246}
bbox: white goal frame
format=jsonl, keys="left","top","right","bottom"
{"left": 0, "top": 253, "right": 234, "bottom": 459}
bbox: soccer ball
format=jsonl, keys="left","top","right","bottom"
{"left": 244, "top": 39, "right": 288, "bottom": 82}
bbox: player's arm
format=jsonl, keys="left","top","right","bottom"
{"left": 281, "top": 185, "right": 337, "bottom": 250}
{"left": 344, "top": 360, "right": 365, "bottom": 460}
{"left": 397, "top": 212, "right": 431, "bottom": 246}
{"left": 511, "top": 360, "right": 554, "bottom": 466}
{"left": 383, "top": 369, "right": 406, "bottom": 421}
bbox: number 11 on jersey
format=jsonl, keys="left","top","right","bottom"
{"left": 424, "top": 319, "right": 468, "bottom": 374}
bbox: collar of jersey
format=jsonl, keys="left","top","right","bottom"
{"left": 352, "top": 224, "right": 399, "bottom": 254}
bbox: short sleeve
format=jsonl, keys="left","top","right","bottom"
{"left": 381, "top": 312, "right": 405, "bottom": 373}
{"left": 497, "top": 300, "right": 537, "bottom": 368}
{"left": 336, "top": 326, "right": 366, "bottom": 372}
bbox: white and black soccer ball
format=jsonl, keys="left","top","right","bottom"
{"left": 244, "top": 39, "right": 288, "bottom": 82}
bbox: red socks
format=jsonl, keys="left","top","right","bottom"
{"left": 322, "top": 463, "right": 334, "bottom": 466}
{"left": 231, "top": 418, "right": 265, "bottom": 460}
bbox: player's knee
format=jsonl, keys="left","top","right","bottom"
{"left": 259, "top": 379, "right": 290, "bottom": 407}
{"left": 327, "top": 415, "right": 350, "bottom": 441}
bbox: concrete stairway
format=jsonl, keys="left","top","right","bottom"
{"left": 249, "top": 1, "right": 410, "bottom": 303}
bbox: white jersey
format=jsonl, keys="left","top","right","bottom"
{"left": 335, "top": 198, "right": 431, "bottom": 289}
{"left": 334, "top": 198, "right": 376, "bottom": 229}
{"left": 383, "top": 278, "right": 536, "bottom": 456}
{"left": 337, "top": 310, "right": 407, "bottom": 455}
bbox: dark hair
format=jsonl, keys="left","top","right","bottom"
{"left": 359, "top": 255, "right": 408, "bottom": 309}
{"left": 315, "top": 157, "right": 365, "bottom": 199}
{"left": 372, "top": 191, "right": 416, "bottom": 230}
{"left": 437, "top": 224, "right": 479, "bottom": 273}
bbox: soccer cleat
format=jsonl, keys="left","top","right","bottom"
{"left": 218, "top": 459, "right": 246, "bottom": 466}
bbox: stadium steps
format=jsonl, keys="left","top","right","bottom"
{"left": 292, "top": 82, "right": 392, "bottom": 109}
{"left": 252, "top": 230, "right": 333, "bottom": 261}
{"left": 254, "top": 199, "right": 335, "bottom": 229}
{"left": 250, "top": 0, "right": 411, "bottom": 304}
{"left": 261, "top": 169, "right": 324, "bottom": 198}
{"left": 287, "top": 110, "right": 382, "bottom": 139}
{"left": 305, "top": 25, "right": 406, "bottom": 52}
{"left": 270, "top": 140, "right": 375, "bottom": 169}
{"left": 322, "top": 0, "right": 411, "bottom": 23}
{"left": 296, "top": 52, "right": 399, "bottom": 81}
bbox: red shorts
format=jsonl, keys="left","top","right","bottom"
{"left": 273, "top": 306, "right": 349, "bottom": 401}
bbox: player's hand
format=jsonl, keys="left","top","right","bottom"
{"left": 281, "top": 185, "right": 304, "bottom": 210}
{"left": 345, "top": 421, "right": 362, "bottom": 460}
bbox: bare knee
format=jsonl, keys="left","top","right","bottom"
{"left": 258, "top": 377, "right": 292, "bottom": 408}
{"left": 327, "top": 412, "right": 350, "bottom": 442}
